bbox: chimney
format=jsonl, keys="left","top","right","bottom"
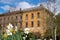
{"left": 20, "top": 8, "right": 21, "bottom": 11}
{"left": 8, "top": 10, "right": 10, "bottom": 13}
{"left": 40, "top": 4, "right": 43, "bottom": 7}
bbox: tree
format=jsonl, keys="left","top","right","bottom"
{"left": 47, "top": 0, "right": 57, "bottom": 40}
{"left": 56, "top": 13, "right": 60, "bottom": 37}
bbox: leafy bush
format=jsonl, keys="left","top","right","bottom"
{"left": 1, "top": 30, "right": 35, "bottom": 40}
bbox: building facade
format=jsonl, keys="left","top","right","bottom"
{"left": 0, "top": 5, "right": 53, "bottom": 36}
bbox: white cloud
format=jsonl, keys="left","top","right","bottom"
{"left": 1, "top": 5, "right": 11, "bottom": 11}
{"left": 0, "top": 0, "right": 11, "bottom": 4}
{"left": 0, "top": 0, "right": 60, "bottom": 15}
{"left": 0, "top": 2, "right": 36, "bottom": 12}
{"left": 37, "top": 0, "right": 60, "bottom": 15}
{"left": 0, "top": 5, "right": 16, "bottom": 12}
{"left": 0, "top": 0, "right": 17, "bottom": 4}
{"left": 15, "top": 2, "right": 36, "bottom": 10}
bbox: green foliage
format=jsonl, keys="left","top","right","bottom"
{"left": 3, "top": 30, "right": 23, "bottom": 40}
{"left": 45, "top": 13, "right": 60, "bottom": 37}
{"left": 1, "top": 30, "right": 35, "bottom": 40}
{"left": 45, "top": 15, "right": 54, "bottom": 38}
{"left": 56, "top": 13, "right": 60, "bottom": 37}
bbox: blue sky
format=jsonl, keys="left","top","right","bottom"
{"left": 0, "top": 0, "right": 60, "bottom": 15}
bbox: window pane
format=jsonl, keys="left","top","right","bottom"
{"left": 31, "top": 21, "right": 33, "bottom": 27}
{"left": 20, "top": 22, "right": 22, "bottom": 28}
{"left": 8, "top": 17, "right": 9, "bottom": 20}
{"left": 11, "top": 16, "right": 13, "bottom": 19}
{"left": 37, "top": 12, "right": 40, "bottom": 18}
{"left": 16, "top": 16, "right": 17, "bottom": 19}
{"left": 16, "top": 23, "right": 17, "bottom": 26}
{"left": 26, "top": 14, "right": 28, "bottom": 20}
{"left": 26, "top": 22, "right": 28, "bottom": 27}
{"left": 31, "top": 14, "right": 34, "bottom": 19}
{"left": 4, "top": 18, "right": 5, "bottom": 21}
{"left": 0, "top": 18, "right": 2, "bottom": 22}
{"left": 20, "top": 15, "right": 22, "bottom": 20}
{"left": 38, "top": 21, "right": 40, "bottom": 27}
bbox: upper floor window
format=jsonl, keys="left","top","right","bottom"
{"left": 8, "top": 17, "right": 9, "bottom": 20}
{"left": 37, "top": 12, "right": 40, "bottom": 18}
{"left": 26, "top": 14, "right": 28, "bottom": 20}
{"left": 0, "top": 18, "right": 2, "bottom": 22}
{"left": 0, "top": 24, "right": 2, "bottom": 30}
{"left": 20, "top": 22, "right": 22, "bottom": 28}
{"left": 31, "top": 21, "right": 34, "bottom": 27}
{"left": 26, "top": 22, "right": 28, "bottom": 27}
{"left": 16, "top": 23, "right": 17, "bottom": 26}
{"left": 20, "top": 15, "right": 22, "bottom": 20}
{"left": 11, "top": 16, "right": 13, "bottom": 20}
{"left": 31, "top": 13, "right": 34, "bottom": 19}
{"left": 16, "top": 16, "right": 17, "bottom": 19}
{"left": 4, "top": 18, "right": 6, "bottom": 21}
{"left": 37, "top": 21, "right": 40, "bottom": 27}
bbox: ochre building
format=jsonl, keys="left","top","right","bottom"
{"left": 0, "top": 5, "right": 53, "bottom": 36}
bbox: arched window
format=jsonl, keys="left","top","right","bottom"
{"left": 26, "top": 22, "right": 28, "bottom": 27}
{"left": 16, "top": 16, "right": 18, "bottom": 20}
{"left": 0, "top": 24, "right": 2, "bottom": 30}
{"left": 16, "top": 23, "right": 17, "bottom": 26}
{"left": 4, "top": 17, "right": 6, "bottom": 21}
{"left": 20, "top": 15, "right": 22, "bottom": 20}
{"left": 37, "top": 12, "right": 40, "bottom": 18}
{"left": 8, "top": 17, "right": 9, "bottom": 20}
{"left": 20, "top": 22, "right": 22, "bottom": 28}
{"left": 26, "top": 14, "right": 28, "bottom": 20}
{"left": 11, "top": 16, "right": 13, "bottom": 19}
{"left": 37, "top": 21, "right": 40, "bottom": 27}
{"left": 31, "top": 21, "right": 34, "bottom": 27}
{"left": 0, "top": 18, "right": 2, "bottom": 22}
{"left": 31, "top": 13, "right": 34, "bottom": 19}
